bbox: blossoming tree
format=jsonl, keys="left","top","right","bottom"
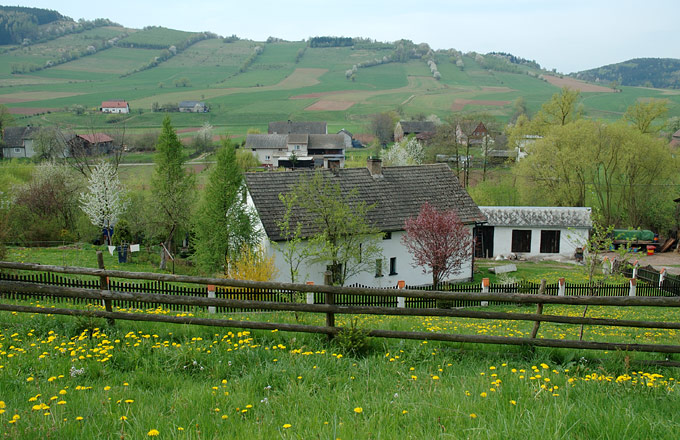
{"left": 401, "top": 202, "right": 472, "bottom": 286}
{"left": 79, "top": 160, "right": 127, "bottom": 244}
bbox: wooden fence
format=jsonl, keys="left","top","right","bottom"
{"left": 1, "top": 260, "right": 680, "bottom": 356}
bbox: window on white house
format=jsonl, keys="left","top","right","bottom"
{"left": 375, "top": 259, "right": 383, "bottom": 277}
{"left": 264, "top": 155, "right": 271, "bottom": 160}
{"left": 383, "top": 232, "right": 392, "bottom": 240}
{"left": 389, "top": 257, "right": 397, "bottom": 276}
{"left": 511, "top": 230, "right": 531, "bottom": 253}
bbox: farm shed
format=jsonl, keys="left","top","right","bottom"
{"left": 475, "top": 206, "right": 592, "bottom": 259}
{"left": 245, "top": 160, "right": 486, "bottom": 287}
{"left": 178, "top": 101, "right": 207, "bottom": 113}
{"left": 394, "top": 121, "right": 436, "bottom": 142}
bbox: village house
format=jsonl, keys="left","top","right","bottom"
{"left": 178, "top": 100, "right": 208, "bottom": 113}
{"left": 246, "top": 133, "right": 345, "bottom": 169}
{"left": 474, "top": 206, "right": 592, "bottom": 259}
{"left": 2, "top": 125, "right": 39, "bottom": 158}
{"left": 69, "top": 133, "right": 115, "bottom": 156}
{"left": 394, "top": 120, "right": 437, "bottom": 142}
{"left": 100, "top": 100, "right": 130, "bottom": 114}
{"left": 268, "top": 120, "right": 327, "bottom": 135}
{"left": 245, "top": 160, "right": 486, "bottom": 287}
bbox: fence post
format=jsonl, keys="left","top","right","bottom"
{"left": 207, "top": 284, "right": 216, "bottom": 314}
{"left": 602, "top": 257, "right": 610, "bottom": 276}
{"left": 305, "top": 281, "right": 315, "bottom": 304}
{"left": 481, "top": 278, "right": 489, "bottom": 306}
{"left": 558, "top": 277, "right": 566, "bottom": 296}
{"left": 96, "top": 251, "right": 114, "bottom": 326}
{"left": 397, "top": 280, "right": 406, "bottom": 308}
{"left": 324, "top": 271, "right": 335, "bottom": 337}
{"left": 632, "top": 260, "right": 639, "bottom": 279}
{"left": 629, "top": 278, "right": 637, "bottom": 297}
{"left": 659, "top": 268, "right": 666, "bottom": 288}
{"left": 530, "top": 280, "right": 547, "bottom": 339}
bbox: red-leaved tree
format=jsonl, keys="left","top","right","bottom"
{"left": 402, "top": 202, "right": 473, "bottom": 286}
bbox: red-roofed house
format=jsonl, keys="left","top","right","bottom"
{"left": 100, "top": 100, "right": 129, "bottom": 114}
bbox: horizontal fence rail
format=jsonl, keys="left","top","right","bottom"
{"left": 1, "top": 260, "right": 680, "bottom": 355}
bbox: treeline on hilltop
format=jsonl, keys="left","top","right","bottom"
{"left": 573, "top": 58, "right": 680, "bottom": 89}
{"left": 0, "top": 5, "right": 118, "bottom": 46}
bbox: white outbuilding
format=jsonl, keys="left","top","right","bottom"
{"left": 475, "top": 206, "right": 592, "bottom": 259}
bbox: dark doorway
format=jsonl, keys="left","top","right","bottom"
{"left": 511, "top": 230, "right": 532, "bottom": 253}
{"left": 540, "top": 230, "right": 561, "bottom": 253}
{"left": 474, "top": 226, "right": 494, "bottom": 258}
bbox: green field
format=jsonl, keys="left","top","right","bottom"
{"left": 0, "top": 28, "right": 678, "bottom": 137}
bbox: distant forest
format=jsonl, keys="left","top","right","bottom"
{"left": 0, "top": 6, "right": 116, "bottom": 45}
{"left": 573, "top": 58, "right": 680, "bottom": 89}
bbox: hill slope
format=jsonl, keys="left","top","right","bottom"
{"left": 572, "top": 58, "right": 680, "bottom": 89}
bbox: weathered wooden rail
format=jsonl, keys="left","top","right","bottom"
{"left": 1, "top": 260, "right": 680, "bottom": 355}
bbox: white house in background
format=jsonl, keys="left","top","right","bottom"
{"left": 246, "top": 133, "right": 345, "bottom": 169}
{"left": 245, "top": 159, "right": 486, "bottom": 287}
{"left": 100, "top": 100, "right": 129, "bottom": 114}
{"left": 474, "top": 206, "right": 592, "bottom": 259}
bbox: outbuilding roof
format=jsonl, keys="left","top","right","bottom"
{"left": 246, "top": 163, "right": 486, "bottom": 241}
{"left": 399, "top": 121, "right": 436, "bottom": 134}
{"left": 101, "top": 100, "right": 128, "bottom": 108}
{"left": 268, "top": 121, "right": 327, "bottom": 134}
{"left": 245, "top": 134, "right": 288, "bottom": 149}
{"left": 3, "top": 126, "right": 39, "bottom": 147}
{"left": 480, "top": 206, "right": 592, "bottom": 228}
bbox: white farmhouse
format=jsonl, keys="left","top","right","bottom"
{"left": 100, "top": 100, "right": 130, "bottom": 114}
{"left": 245, "top": 159, "right": 486, "bottom": 287}
{"left": 475, "top": 206, "right": 592, "bottom": 259}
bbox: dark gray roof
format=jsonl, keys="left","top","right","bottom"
{"left": 179, "top": 100, "right": 205, "bottom": 107}
{"left": 399, "top": 121, "right": 436, "bottom": 134}
{"left": 287, "top": 134, "right": 309, "bottom": 144}
{"left": 246, "top": 134, "right": 288, "bottom": 149}
{"left": 268, "top": 121, "right": 327, "bottom": 134}
{"left": 338, "top": 129, "right": 353, "bottom": 137}
{"left": 480, "top": 206, "right": 592, "bottom": 228}
{"left": 308, "top": 134, "right": 345, "bottom": 149}
{"left": 3, "top": 126, "right": 39, "bottom": 147}
{"left": 246, "top": 163, "right": 486, "bottom": 241}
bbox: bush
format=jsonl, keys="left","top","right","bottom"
{"left": 333, "top": 318, "right": 370, "bottom": 357}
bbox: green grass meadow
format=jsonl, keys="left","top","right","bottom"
{"left": 1, "top": 245, "right": 679, "bottom": 438}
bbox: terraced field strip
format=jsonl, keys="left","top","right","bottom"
{"left": 129, "top": 68, "right": 328, "bottom": 108}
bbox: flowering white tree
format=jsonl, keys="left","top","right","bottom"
{"left": 382, "top": 137, "right": 424, "bottom": 166}
{"left": 79, "top": 161, "right": 127, "bottom": 244}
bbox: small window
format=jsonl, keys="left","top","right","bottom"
{"left": 511, "top": 230, "right": 531, "bottom": 253}
{"left": 14, "top": 148, "right": 22, "bottom": 153}
{"left": 264, "top": 155, "right": 271, "bottom": 160}
{"left": 295, "top": 145, "right": 300, "bottom": 150}
{"left": 389, "top": 257, "right": 397, "bottom": 276}
{"left": 540, "top": 230, "right": 560, "bottom": 253}
{"left": 383, "top": 232, "right": 392, "bottom": 240}
{"left": 375, "top": 259, "right": 383, "bottom": 277}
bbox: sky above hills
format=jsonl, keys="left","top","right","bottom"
{"left": 11, "top": 0, "right": 679, "bottom": 73}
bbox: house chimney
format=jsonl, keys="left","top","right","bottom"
{"left": 367, "top": 156, "right": 383, "bottom": 178}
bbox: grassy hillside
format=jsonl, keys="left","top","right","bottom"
{"left": 0, "top": 29, "right": 678, "bottom": 137}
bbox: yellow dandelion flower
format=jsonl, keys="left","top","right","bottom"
{"left": 120, "top": 416, "right": 127, "bottom": 421}
{"left": 354, "top": 407, "right": 363, "bottom": 414}
{"left": 283, "top": 424, "right": 292, "bottom": 429}
{"left": 75, "top": 416, "right": 83, "bottom": 421}
{"left": 124, "top": 399, "right": 134, "bottom": 404}
{"left": 480, "top": 392, "right": 487, "bottom": 397}
{"left": 148, "top": 429, "right": 160, "bottom": 436}
{"left": 470, "top": 413, "right": 477, "bottom": 418}
{"left": 510, "top": 400, "right": 517, "bottom": 405}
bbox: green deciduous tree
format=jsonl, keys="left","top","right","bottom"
{"left": 291, "top": 171, "right": 383, "bottom": 286}
{"left": 193, "top": 139, "right": 258, "bottom": 274}
{"left": 532, "top": 87, "right": 581, "bottom": 131}
{"left": 150, "top": 116, "right": 196, "bottom": 269}
{"left": 624, "top": 99, "right": 668, "bottom": 134}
